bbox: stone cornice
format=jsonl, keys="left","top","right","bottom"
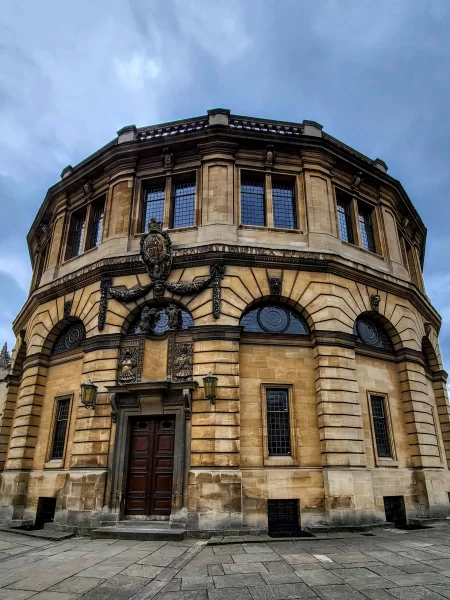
{"left": 13, "top": 245, "right": 441, "bottom": 335}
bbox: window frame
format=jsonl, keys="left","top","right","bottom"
{"left": 46, "top": 394, "right": 73, "bottom": 467}
{"left": 65, "top": 209, "right": 87, "bottom": 260}
{"left": 86, "top": 200, "right": 105, "bottom": 250}
{"left": 261, "top": 383, "right": 298, "bottom": 466}
{"left": 238, "top": 169, "right": 302, "bottom": 232}
{"left": 171, "top": 177, "right": 197, "bottom": 229}
{"left": 367, "top": 391, "right": 397, "bottom": 466}
{"left": 140, "top": 179, "right": 167, "bottom": 233}
{"left": 334, "top": 186, "right": 382, "bottom": 257}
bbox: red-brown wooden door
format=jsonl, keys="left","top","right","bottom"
{"left": 125, "top": 417, "right": 175, "bottom": 516}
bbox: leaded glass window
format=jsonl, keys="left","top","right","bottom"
{"left": 359, "top": 204, "right": 376, "bottom": 253}
{"left": 90, "top": 203, "right": 104, "bottom": 248}
{"left": 336, "top": 193, "right": 354, "bottom": 244}
{"left": 68, "top": 212, "right": 86, "bottom": 258}
{"left": 273, "top": 182, "right": 296, "bottom": 229}
{"left": 355, "top": 317, "right": 393, "bottom": 350}
{"left": 241, "top": 180, "right": 265, "bottom": 226}
{"left": 370, "top": 395, "right": 391, "bottom": 458}
{"left": 240, "top": 305, "right": 309, "bottom": 334}
{"left": 267, "top": 389, "right": 291, "bottom": 456}
{"left": 142, "top": 184, "right": 165, "bottom": 232}
{"left": 51, "top": 398, "right": 70, "bottom": 460}
{"left": 52, "top": 323, "right": 86, "bottom": 354}
{"left": 172, "top": 181, "right": 195, "bottom": 228}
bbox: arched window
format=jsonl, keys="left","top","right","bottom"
{"left": 240, "top": 304, "right": 309, "bottom": 334}
{"left": 128, "top": 305, "right": 194, "bottom": 336}
{"left": 52, "top": 322, "right": 85, "bottom": 354}
{"left": 354, "top": 316, "right": 393, "bottom": 350}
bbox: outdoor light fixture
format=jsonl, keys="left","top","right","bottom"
{"left": 203, "top": 372, "right": 218, "bottom": 405}
{"left": 80, "top": 379, "right": 98, "bottom": 409}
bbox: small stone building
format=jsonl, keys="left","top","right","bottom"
{"left": 0, "top": 109, "right": 449, "bottom": 535}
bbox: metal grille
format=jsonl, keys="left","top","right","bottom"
{"left": 142, "top": 184, "right": 165, "bottom": 232}
{"left": 52, "top": 323, "right": 86, "bottom": 354}
{"left": 273, "top": 182, "right": 296, "bottom": 229}
{"left": 268, "top": 499, "right": 300, "bottom": 536}
{"left": 172, "top": 181, "right": 195, "bottom": 228}
{"left": 267, "top": 389, "right": 291, "bottom": 456}
{"left": 90, "top": 204, "right": 104, "bottom": 248}
{"left": 359, "top": 205, "right": 376, "bottom": 252}
{"left": 241, "top": 305, "right": 308, "bottom": 334}
{"left": 356, "top": 318, "right": 393, "bottom": 350}
{"left": 371, "top": 395, "right": 391, "bottom": 457}
{"left": 337, "top": 195, "right": 354, "bottom": 243}
{"left": 241, "top": 180, "right": 265, "bottom": 226}
{"left": 69, "top": 213, "right": 86, "bottom": 258}
{"left": 51, "top": 399, "right": 70, "bottom": 460}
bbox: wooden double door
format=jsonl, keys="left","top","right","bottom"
{"left": 125, "top": 416, "right": 175, "bottom": 516}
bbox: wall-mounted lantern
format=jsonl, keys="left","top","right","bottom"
{"left": 203, "top": 372, "right": 218, "bottom": 405}
{"left": 80, "top": 379, "right": 98, "bottom": 409}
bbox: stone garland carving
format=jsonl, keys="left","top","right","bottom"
{"left": 118, "top": 338, "right": 144, "bottom": 386}
{"left": 424, "top": 322, "right": 432, "bottom": 338}
{"left": 98, "top": 275, "right": 112, "bottom": 331}
{"left": 351, "top": 171, "right": 363, "bottom": 190}
{"left": 265, "top": 144, "right": 275, "bottom": 167}
{"left": 101, "top": 220, "right": 226, "bottom": 326}
{"left": 162, "top": 147, "right": 174, "bottom": 170}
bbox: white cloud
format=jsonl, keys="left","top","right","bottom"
{"left": 114, "top": 54, "right": 162, "bottom": 92}
{"left": 0, "top": 257, "right": 32, "bottom": 293}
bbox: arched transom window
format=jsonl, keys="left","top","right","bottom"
{"left": 129, "top": 305, "right": 194, "bottom": 336}
{"left": 240, "top": 304, "right": 309, "bottom": 334}
{"left": 354, "top": 316, "right": 393, "bottom": 350}
{"left": 52, "top": 322, "right": 86, "bottom": 354}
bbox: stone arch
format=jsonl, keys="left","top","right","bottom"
{"left": 422, "top": 336, "right": 440, "bottom": 372}
{"left": 238, "top": 295, "right": 313, "bottom": 333}
{"left": 43, "top": 317, "right": 86, "bottom": 356}
{"left": 353, "top": 310, "right": 401, "bottom": 351}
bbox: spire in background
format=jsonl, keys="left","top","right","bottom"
{"left": 0, "top": 343, "right": 11, "bottom": 369}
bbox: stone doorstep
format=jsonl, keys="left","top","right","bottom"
{"left": 304, "top": 522, "right": 396, "bottom": 534}
{"left": 90, "top": 526, "right": 187, "bottom": 541}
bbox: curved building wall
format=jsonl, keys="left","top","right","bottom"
{"left": 0, "top": 110, "right": 448, "bottom": 533}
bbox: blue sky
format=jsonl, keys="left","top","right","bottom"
{"left": 1, "top": 0, "right": 450, "bottom": 366}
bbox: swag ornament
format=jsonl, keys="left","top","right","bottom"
{"left": 106, "top": 219, "right": 225, "bottom": 320}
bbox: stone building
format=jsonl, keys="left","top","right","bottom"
{"left": 0, "top": 109, "right": 449, "bottom": 535}
{"left": 0, "top": 344, "right": 11, "bottom": 421}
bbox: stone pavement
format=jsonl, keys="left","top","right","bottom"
{"left": 3, "top": 525, "right": 450, "bottom": 599}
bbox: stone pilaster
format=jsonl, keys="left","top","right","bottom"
{"left": 313, "top": 332, "right": 378, "bottom": 525}
{"left": 0, "top": 354, "right": 48, "bottom": 520}
{"left": 398, "top": 360, "right": 441, "bottom": 468}
{"left": 433, "top": 370, "right": 450, "bottom": 467}
{"left": 188, "top": 325, "right": 242, "bottom": 531}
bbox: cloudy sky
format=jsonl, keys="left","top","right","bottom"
{"left": 1, "top": 0, "right": 450, "bottom": 364}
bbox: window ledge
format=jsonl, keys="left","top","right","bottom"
{"left": 239, "top": 225, "right": 303, "bottom": 234}
{"left": 375, "top": 457, "right": 398, "bottom": 468}
{"left": 44, "top": 459, "right": 64, "bottom": 469}
{"left": 341, "top": 240, "right": 384, "bottom": 260}
{"left": 62, "top": 244, "right": 98, "bottom": 266}
{"left": 264, "top": 456, "right": 298, "bottom": 467}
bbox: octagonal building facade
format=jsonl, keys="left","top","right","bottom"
{"left": 1, "top": 109, "right": 449, "bottom": 535}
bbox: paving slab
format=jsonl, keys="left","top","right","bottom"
{"left": 388, "top": 586, "right": 448, "bottom": 600}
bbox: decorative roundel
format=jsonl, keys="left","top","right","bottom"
{"left": 52, "top": 322, "right": 86, "bottom": 354}
{"left": 240, "top": 304, "right": 309, "bottom": 335}
{"left": 257, "top": 306, "right": 289, "bottom": 333}
{"left": 357, "top": 319, "right": 379, "bottom": 345}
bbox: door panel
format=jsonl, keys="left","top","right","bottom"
{"left": 125, "top": 416, "right": 175, "bottom": 516}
